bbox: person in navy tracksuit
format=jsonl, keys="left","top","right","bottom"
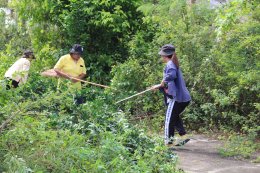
{"left": 152, "top": 44, "right": 191, "bottom": 145}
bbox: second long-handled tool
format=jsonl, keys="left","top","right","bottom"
{"left": 115, "top": 84, "right": 161, "bottom": 104}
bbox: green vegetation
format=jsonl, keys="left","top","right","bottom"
{"left": 0, "top": 0, "right": 259, "bottom": 171}
{"left": 219, "top": 133, "right": 259, "bottom": 159}
{"left": 0, "top": 89, "right": 181, "bottom": 172}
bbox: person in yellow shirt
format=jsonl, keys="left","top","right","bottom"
{"left": 54, "top": 44, "right": 86, "bottom": 90}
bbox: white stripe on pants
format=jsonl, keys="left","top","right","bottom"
{"left": 165, "top": 98, "right": 175, "bottom": 144}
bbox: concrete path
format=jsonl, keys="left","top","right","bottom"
{"left": 173, "top": 134, "right": 260, "bottom": 173}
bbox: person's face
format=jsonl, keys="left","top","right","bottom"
{"left": 71, "top": 53, "right": 81, "bottom": 61}
{"left": 27, "top": 54, "right": 35, "bottom": 61}
{"left": 161, "top": 56, "right": 168, "bottom": 63}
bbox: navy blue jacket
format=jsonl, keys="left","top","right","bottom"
{"left": 163, "top": 61, "right": 191, "bottom": 102}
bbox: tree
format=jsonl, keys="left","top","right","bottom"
{"left": 10, "top": 0, "right": 144, "bottom": 82}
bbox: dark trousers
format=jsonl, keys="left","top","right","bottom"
{"left": 75, "top": 96, "right": 86, "bottom": 105}
{"left": 5, "top": 78, "right": 19, "bottom": 90}
{"left": 165, "top": 99, "right": 190, "bottom": 143}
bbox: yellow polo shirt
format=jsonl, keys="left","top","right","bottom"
{"left": 54, "top": 54, "right": 86, "bottom": 90}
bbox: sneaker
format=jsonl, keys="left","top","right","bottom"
{"left": 165, "top": 137, "right": 175, "bottom": 146}
{"left": 167, "top": 141, "right": 173, "bottom": 145}
{"left": 175, "top": 138, "right": 190, "bottom": 146}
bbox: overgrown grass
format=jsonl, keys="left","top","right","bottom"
{"left": 218, "top": 133, "right": 259, "bottom": 159}
{"left": 0, "top": 87, "right": 182, "bottom": 172}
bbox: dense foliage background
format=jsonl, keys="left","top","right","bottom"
{"left": 0, "top": 0, "right": 259, "bottom": 172}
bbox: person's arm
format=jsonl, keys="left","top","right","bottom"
{"left": 54, "top": 69, "right": 71, "bottom": 80}
{"left": 54, "top": 69, "right": 85, "bottom": 83}
{"left": 19, "top": 61, "right": 30, "bottom": 84}
{"left": 77, "top": 73, "right": 86, "bottom": 80}
{"left": 163, "top": 67, "right": 177, "bottom": 83}
{"left": 159, "top": 68, "right": 177, "bottom": 90}
{"left": 69, "top": 73, "right": 86, "bottom": 83}
{"left": 71, "top": 60, "right": 87, "bottom": 82}
{"left": 151, "top": 66, "right": 177, "bottom": 90}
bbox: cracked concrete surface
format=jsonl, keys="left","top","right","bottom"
{"left": 172, "top": 135, "right": 260, "bottom": 173}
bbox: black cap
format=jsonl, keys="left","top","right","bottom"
{"left": 158, "top": 44, "right": 175, "bottom": 56}
{"left": 23, "top": 50, "right": 35, "bottom": 59}
{"left": 70, "top": 44, "right": 83, "bottom": 55}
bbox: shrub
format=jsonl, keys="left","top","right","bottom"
{"left": 0, "top": 89, "right": 182, "bottom": 172}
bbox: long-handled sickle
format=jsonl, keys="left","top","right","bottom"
{"left": 41, "top": 69, "right": 111, "bottom": 89}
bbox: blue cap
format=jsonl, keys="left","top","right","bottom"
{"left": 158, "top": 44, "right": 175, "bottom": 56}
